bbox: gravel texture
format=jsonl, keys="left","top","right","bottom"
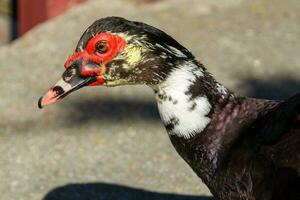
{"left": 0, "top": 0, "right": 300, "bottom": 199}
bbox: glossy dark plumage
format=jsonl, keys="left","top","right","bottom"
{"left": 171, "top": 95, "right": 300, "bottom": 200}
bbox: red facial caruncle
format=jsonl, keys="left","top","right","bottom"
{"left": 64, "top": 33, "right": 126, "bottom": 86}
{"left": 38, "top": 32, "right": 126, "bottom": 108}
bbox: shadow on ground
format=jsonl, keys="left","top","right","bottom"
{"left": 43, "top": 182, "right": 214, "bottom": 200}
{"left": 61, "top": 99, "right": 160, "bottom": 125}
{"left": 240, "top": 77, "right": 300, "bottom": 100}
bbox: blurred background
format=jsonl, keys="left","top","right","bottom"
{"left": 0, "top": 0, "right": 299, "bottom": 199}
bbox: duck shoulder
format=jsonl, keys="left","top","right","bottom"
{"left": 254, "top": 92, "right": 300, "bottom": 172}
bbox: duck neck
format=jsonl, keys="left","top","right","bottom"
{"left": 152, "top": 60, "right": 235, "bottom": 191}
{"left": 154, "top": 60, "right": 233, "bottom": 139}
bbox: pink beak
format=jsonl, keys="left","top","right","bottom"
{"left": 38, "top": 67, "right": 96, "bottom": 108}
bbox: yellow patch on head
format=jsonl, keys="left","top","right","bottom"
{"left": 123, "top": 44, "right": 143, "bottom": 67}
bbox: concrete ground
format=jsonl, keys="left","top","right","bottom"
{"left": 0, "top": 0, "right": 300, "bottom": 199}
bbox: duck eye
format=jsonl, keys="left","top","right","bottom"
{"left": 95, "top": 42, "right": 108, "bottom": 54}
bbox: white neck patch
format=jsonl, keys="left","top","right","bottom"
{"left": 155, "top": 62, "right": 212, "bottom": 139}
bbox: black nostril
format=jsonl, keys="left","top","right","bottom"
{"left": 52, "top": 86, "right": 65, "bottom": 96}
{"left": 63, "top": 67, "right": 77, "bottom": 82}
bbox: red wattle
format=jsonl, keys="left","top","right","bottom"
{"left": 88, "top": 76, "right": 106, "bottom": 86}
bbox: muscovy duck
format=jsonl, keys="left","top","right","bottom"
{"left": 38, "top": 17, "right": 300, "bottom": 200}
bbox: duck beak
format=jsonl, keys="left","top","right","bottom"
{"left": 38, "top": 67, "right": 96, "bottom": 109}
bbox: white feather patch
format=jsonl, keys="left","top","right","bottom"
{"left": 216, "top": 83, "right": 228, "bottom": 99}
{"left": 156, "top": 62, "right": 211, "bottom": 139}
{"left": 166, "top": 45, "right": 187, "bottom": 58}
{"left": 155, "top": 44, "right": 187, "bottom": 58}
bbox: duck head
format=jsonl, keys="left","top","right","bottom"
{"left": 38, "top": 17, "right": 195, "bottom": 108}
